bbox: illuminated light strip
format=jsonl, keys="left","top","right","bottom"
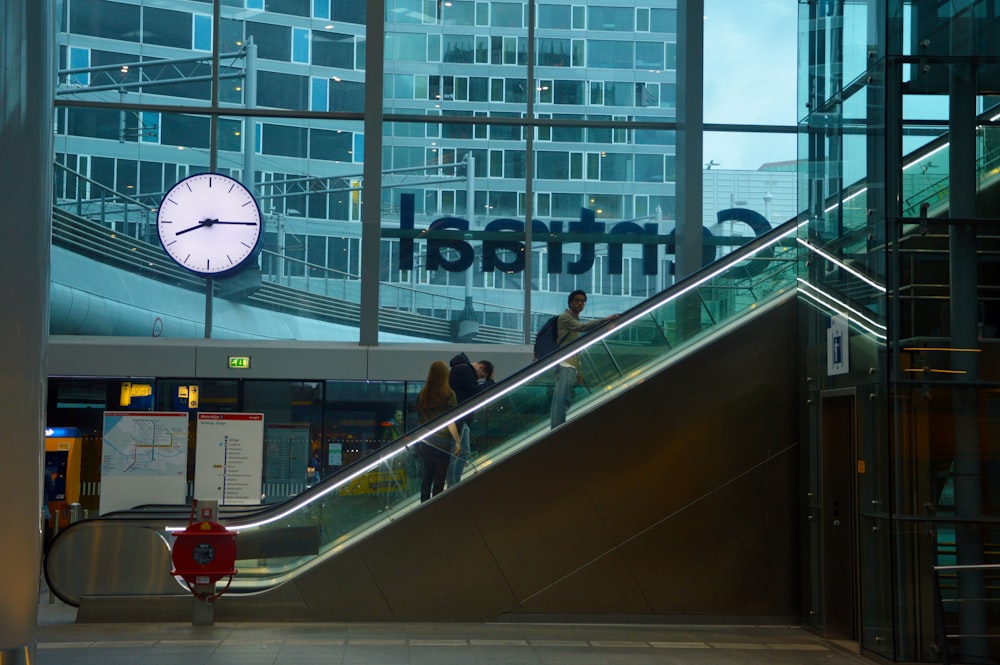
{"left": 902, "top": 347, "right": 981, "bottom": 353}
{"left": 903, "top": 142, "right": 948, "bottom": 170}
{"left": 825, "top": 186, "right": 867, "bottom": 214}
{"left": 903, "top": 367, "right": 967, "bottom": 374}
{"left": 173, "top": 223, "right": 808, "bottom": 533}
{"left": 796, "top": 279, "right": 887, "bottom": 340}
{"left": 796, "top": 238, "right": 886, "bottom": 293}
{"left": 797, "top": 279, "right": 885, "bottom": 331}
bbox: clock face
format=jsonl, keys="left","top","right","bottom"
{"left": 156, "top": 173, "right": 263, "bottom": 277}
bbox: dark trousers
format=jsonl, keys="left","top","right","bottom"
{"left": 420, "top": 445, "right": 450, "bottom": 501}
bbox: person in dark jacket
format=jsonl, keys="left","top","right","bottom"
{"left": 447, "top": 353, "right": 486, "bottom": 486}
{"left": 477, "top": 359, "right": 495, "bottom": 387}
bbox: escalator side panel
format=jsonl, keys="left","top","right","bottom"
{"left": 209, "top": 295, "right": 801, "bottom": 621}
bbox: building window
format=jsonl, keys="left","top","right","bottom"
{"left": 144, "top": 7, "right": 192, "bottom": 49}
{"left": 313, "top": 30, "right": 354, "bottom": 68}
{"left": 538, "top": 4, "right": 571, "bottom": 29}
{"left": 292, "top": 28, "right": 310, "bottom": 64}
{"left": 194, "top": 14, "right": 212, "bottom": 51}
{"left": 492, "top": 2, "right": 522, "bottom": 28}
{"left": 443, "top": 0, "right": 476, "bottom": 26}
{"left": 588, "top": 40, "right": 634, "bottom": 69}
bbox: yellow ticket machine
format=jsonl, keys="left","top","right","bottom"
{"left": 45, "top": 427, "right": 83, "bottom": 527}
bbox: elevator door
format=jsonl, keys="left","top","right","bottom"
{"left": 822, "top": 392, "right": 858, "bottom": 641}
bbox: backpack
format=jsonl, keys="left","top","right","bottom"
{"left": 533, "top": 315, "right": 564, "bottom": 360}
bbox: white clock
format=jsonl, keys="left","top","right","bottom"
{"left": 156, "top": 173, "right": 263, "bottom": 277}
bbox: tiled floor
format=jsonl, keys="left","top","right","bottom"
{"left": 35, "top": 585, "right": 872, "bottom": 665}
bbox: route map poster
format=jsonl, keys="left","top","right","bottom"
{"left": 194, "top": 413, "right": 265, "bottom": 506}
{"left": 100, "top": 411, "right": 190, "bottom": 515}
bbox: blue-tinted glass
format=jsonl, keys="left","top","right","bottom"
{"left": 193, "top": 14, "right": 212, "bottom": 51}
{"left": 588, "top": 6, "right": 634, "bottom": 31}
{"left": 388, "top": 0, "right": 424, "bottom": 24}
{"left": 293, "top": 27, "right": 310, "bottom": 63}
{"left": 144, "top": 7, "right": 191, "bottom": 48}
{"left": 604, "top": 81, "right": 633, "bottom": 106}
{"left": 390, "top": 33, "right": 426, "bottom": 62}
{"left": 492, "top": 2, "right": 522, "bottom": 28}
{"left": 311, "top": 78, "right": 329, "bottom": 111}
{"left": 443, "top": 35, "right": 474, "bottom": 63}
{"left": 313, "top": 0, "right": 330, "bottom": 20}
{"left": 538, "top": 4, "right": 570, "bottom": 29}
{"left": 636, "top": 42, "right": 664, "bottom": 69}
{"left": 443, "top": 1, "right": 475, "bottom": 26}
{"left": 353, "top": 134, "right": 363, "bottom": 163}
{"left": 635, "top": 154, "right": 664, "bottom": 182}
{"left": 394, "top": 74, "right": 414, "bottom": 99}
{"left": 313, "top": 31, "right": 354, "bottom": 68}
{"left": 649, "top": 8, "right": 676, "bottom": 32}
{"left": 538, "top": 38, "right": 570, "bottom": 67}
{"left": 587, "top": 40, "right": 634, "bottom": 69}
{"left": 69, "top": 47, "right": 89, "bottom": 85}
{"left": 140, "top": 112, "right": 159, "bottom": 143}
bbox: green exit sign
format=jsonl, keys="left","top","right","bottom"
{"left": 228, "top": 356, "right": 251, "bottom": 369}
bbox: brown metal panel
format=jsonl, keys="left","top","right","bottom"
{"left": 290, "top": 547, "right": 397, "bottom": 621}
{"left": 518, "top": 548, "right": 652, "bottom": 615}
{"left": 354, "top": 497, "right": 519, "bottom": 621}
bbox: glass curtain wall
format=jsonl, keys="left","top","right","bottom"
{"left": 52, "top": 0, "right": 798, "bottom": 344}
{"left": 801, "top": 0, "right": 1000, "bottom": 662}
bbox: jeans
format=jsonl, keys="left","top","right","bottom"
{"left": 550, "top": 364, "right": 576, "bottom": 428}
{"left": 447, "top": 422, "right": 471, "bottom": 487}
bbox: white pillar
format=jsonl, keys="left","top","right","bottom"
{"left": 0, "top": 0, "right": 54, "bottom": 662}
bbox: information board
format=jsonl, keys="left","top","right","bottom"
{"left": 194, "top": 413, "right": 265, "bottom": 506}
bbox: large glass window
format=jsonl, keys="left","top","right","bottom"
{"left": 52, "top": 0, "right": 797, "bottom": 348}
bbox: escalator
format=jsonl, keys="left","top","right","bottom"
{"left": 46, "top": 216, "right": 806, "bottom": 622}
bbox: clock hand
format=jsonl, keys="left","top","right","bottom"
{"left": 174, "top": 218, "right": 213, "bottom": 236}
{"left": 174, "top": 219, "right": 256, "bottom": 236}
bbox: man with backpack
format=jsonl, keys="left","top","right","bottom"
{"left": 549, "top": 290, "right": 619, "bottom": 428}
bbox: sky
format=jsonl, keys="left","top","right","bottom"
{"left": 701, "top": 0, "right": 800, "bottom": 170}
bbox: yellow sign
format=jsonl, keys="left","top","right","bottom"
{"left": 119, "top": 381, "right": 153, "bottom": 407}
{"left": 339, "top": 469, "right": 407, "bottom": 496}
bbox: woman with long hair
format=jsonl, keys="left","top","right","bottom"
{"left": 417, "top": 360, "right": 462, "bottom": 501}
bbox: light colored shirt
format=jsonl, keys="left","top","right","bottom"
{"left": 555, "top": 308, "right": 605, "bottom": 371}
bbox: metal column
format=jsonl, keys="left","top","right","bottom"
{"left": 0, "top": 0, "right": 54, "bottom": 662}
